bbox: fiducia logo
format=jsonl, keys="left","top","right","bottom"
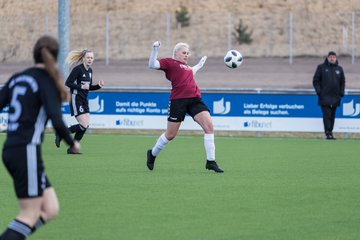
{"left": 89, "top": 96, "right": 104, "bottom": 113}
{"left": 343, "top": 100, "right": 360, "bottom": 117}
{"left": 213, "top": 98, "right": 231, "bottom": 115}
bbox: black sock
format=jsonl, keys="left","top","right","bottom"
{"left": 0, "top": 219, "right": 32, "bottom": 240}
{"left": 74, "top": 127, "right": 87, "bottom": 141}
{"left": 68, "top": 124, "right": 83, "bottom": 133}
{"left": 31, "top": 217, "right": 45, "bottom": 234}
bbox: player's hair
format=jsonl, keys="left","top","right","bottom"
{"left": 66, "top": 49, "right": 93, "bottom": 65}
{"left": 33, "top": 35, "right": 68, "bottom": 101}
{"left": 172, "top": 42, "right": 190, "bottom": 58}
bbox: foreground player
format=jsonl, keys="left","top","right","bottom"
{"left": 55, "top": 49, "right": 104, "bottom": 154}
{"left": 146, "top": 41, "right": 223, "bottom": 173}
{"left": 0, "top": 35, "right": 80, "bottom": 240}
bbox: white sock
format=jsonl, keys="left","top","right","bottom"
{"left": 204, "top": 133, "right": 215, "bottom": 161}
{"left": 152, "top": 133, "right": 170, "bottom": 156}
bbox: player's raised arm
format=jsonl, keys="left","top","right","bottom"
{"left": 148, "top": 41, "right": 161, "bottom": 69}
{"left": 192, "top": 56, "right": 207, "bottom": 75}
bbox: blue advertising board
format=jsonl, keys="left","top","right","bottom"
{"left": 2, "top": 90, "right": 360, "bottom": 132}
{"left": 64, "top": 91, "right": 359, "bottom": 118}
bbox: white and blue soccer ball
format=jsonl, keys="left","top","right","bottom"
{"left": 224, "top": 50, "right": 243, "bottom": 68}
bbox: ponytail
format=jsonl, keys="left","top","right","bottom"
{"left": 33, "top": 35, "right": 68, "bottom": 101}
{"left": 66, "top": 49, "right": 92, "bottom": 66}
{"left": 41, "top": 48, "right": 69, "bottom": 101}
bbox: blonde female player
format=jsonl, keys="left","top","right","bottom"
{"left": 55, "top": 49, "right": 104, "bottom": 154}
{"left": 146, "top": 41, "right": 223, "bottom": 173}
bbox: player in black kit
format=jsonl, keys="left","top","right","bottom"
{"left": 55, "top": 49, "right": 104, "bottom": 154}
{"left": 0, "top": 36, "right": 80, "bottom": 240}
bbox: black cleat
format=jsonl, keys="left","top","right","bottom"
{"left": 147, "top": 149, "right": 156, "bottom": 170}
{"left": 325, "top": 134, "right": 336, "bottom": 140}
{"left": 67, "top": 148, "right": 82, "bottom": 154}
{"left": 206, "top": 160, "right": 224, "bottom": 173}
{"left": 55, "top": 132, "right": 61, "bottom": 148}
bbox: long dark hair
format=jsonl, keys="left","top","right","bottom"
{"left": 33, "top": 35, "right": 68, "bottom": 101}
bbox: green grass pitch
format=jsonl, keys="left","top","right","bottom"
{"left": 0, "top": 133, "right": 359, "bottom": 240}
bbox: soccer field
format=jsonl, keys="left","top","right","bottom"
{"left": 0, "top": 133, "right": 359, "bottom": 240}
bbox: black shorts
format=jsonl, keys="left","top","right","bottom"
{"left": 70, "top": 94, "right": 89, "bottom": 117}
{"left": 2, "top": 145, "right": 51, "bottom": 199}
{"left": 168, "top": 98, "right": 209, "bottom": 122}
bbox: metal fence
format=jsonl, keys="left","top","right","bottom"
{"left": 0, "top": 10, "right": 359, "bottom": 63}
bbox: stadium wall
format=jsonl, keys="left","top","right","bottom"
{"left": 1, "top": 0, "right": 360, "bottom": 62}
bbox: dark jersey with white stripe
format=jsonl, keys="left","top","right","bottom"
{"left": 0, "top": 67, "right": 74, "bottom": 148}
{"left": 65, "top": 64, "right": 100, "bottom": 100}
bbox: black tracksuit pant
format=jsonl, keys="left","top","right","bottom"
{"left": 321, "top": 105, "right": 337, "bottom": 135}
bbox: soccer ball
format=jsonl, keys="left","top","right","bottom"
{"left": 224, "top": 50, "right": 243, "bottom": 68}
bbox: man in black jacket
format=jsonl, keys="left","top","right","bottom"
{"left": 313, "top": 51, "right": 345, "bottom": 140}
